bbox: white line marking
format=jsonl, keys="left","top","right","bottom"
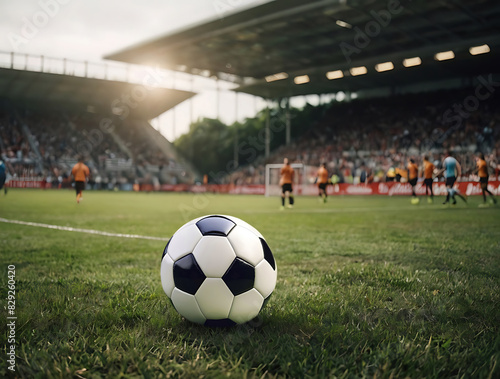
{"left": 0, "top": 217, "right": 170, "bottom": 241}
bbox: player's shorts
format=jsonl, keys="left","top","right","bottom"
{"left": 445, "top": 176, "right": 456, "bottom": 187}
{"left": 75, "top": 181, "right": 86, "bottom": 193}
{"left": 281, "top": 183, "right": 293, "bottom": 194}
{"left": 318, "top": 182, "right": 327, "bottom": 191}
{"left": 479, "top": 177, "right": 488, "bottom": 185}
{"left": 424, "top": 178, "right": 433, "bottom": 187}
{"left": 409, "top": 178, "right": 417, "bottom": 187}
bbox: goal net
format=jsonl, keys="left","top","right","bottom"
{"left": 265, "top": 163, "right": 318, "bottom": 197}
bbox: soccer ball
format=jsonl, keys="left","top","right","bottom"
{"left": 160, "top": 215, "right": 277, "bottom": 326}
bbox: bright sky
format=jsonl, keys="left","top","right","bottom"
{"left": 0, "top": 0, "right": 284, "bottom": 140}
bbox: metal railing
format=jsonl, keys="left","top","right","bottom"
{"left": 0, "top": 51, "right": 238, "bottom": 92}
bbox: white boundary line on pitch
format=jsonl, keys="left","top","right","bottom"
{"left": 0, "top": 217, "right": 170, "bottom": 241}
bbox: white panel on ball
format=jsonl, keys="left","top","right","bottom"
{"left": 254, "top": 260, "right": 277, "bottom": 299}
{"left": 167, "top": 224, "right": 203, "bottom": 261}
{"left": 229, "top": 288, "right": 264, "bottom": 324}
{"left": 223, "top": 215, "right": 264, "bottom": 239}
{"left": 226, "top": 225, "right": 265, "bottom": 266}
{"left": 193, "top": 236, "right": 236, "bottom": 277}
{"left": 171, "top": 288, "right": 207, "bottom": 324}
{"left": 160, "top": 254, "right": 175, "bottom": 298}
{"left": 195, "top": 278, "right": 234, "bottom": 320}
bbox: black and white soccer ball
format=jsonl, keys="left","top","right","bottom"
{"left": 160, "top": 215, "right": 277, "bottom": 326}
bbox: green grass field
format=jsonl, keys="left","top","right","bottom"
{"left": 1, "top": 189, "right": 499, "bottom": 378}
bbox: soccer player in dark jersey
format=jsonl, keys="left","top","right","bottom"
{"left": 71, "top": 157, "right": 90, "bottom": 204}
{"left": 0, "top": 160, "right": 7, "bottom": 195}
{"left": 316, "top": 163, "right": 329, "bottom": 203}
{"left": 475, "top": 152, "right": 497, "bottom": 205}
{"left": 422, "top": 155, "right": 435, "bottom": 203}
{"left": 279, "top": 158, "right": 294, "bottom": 210}
{"left": 407, "top": 158, "right": 419, "bottom": 203}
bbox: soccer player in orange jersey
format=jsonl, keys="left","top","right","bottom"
{"left": 422, "top": 155, "right": 435, "bottom": 203}
{"left": 279, "top": 158, "right": 294, "bottom": 210}
{"left": 475, "top": 152, "right": 497, "bottom": 205}
{"left": 407, "top": 158, "right": 419, "bottom": 202}
{"left": 316, "top": 163, "right": 329, "bottom": 203}
{"left": 71, "top": 156, "right": 90, "bottom": 204}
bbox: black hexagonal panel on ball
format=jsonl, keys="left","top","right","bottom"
{"left": 173, "top": 254, "right": 206, "bottom": 295}
{"left": 196, "top": 215, "right": 236, "bottom": 236}
{"left": 222, "top": 257, "right": 255, "bottom": 296}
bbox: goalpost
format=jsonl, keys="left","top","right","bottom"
{"left": 265, "top": 163, "right": 311, "bottom": 197}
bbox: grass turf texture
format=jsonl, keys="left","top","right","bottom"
{"left": 1, "top": 189, "right": 499, "bottom": 378}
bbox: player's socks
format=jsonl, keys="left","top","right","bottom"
{"left": 443, "top": 193, "right": 450, "bottom": 204}
{"left": 289, "top": 196, "right": 294, "bottom": 205}
{"left": 281, "top": 197, "right": 285, "bottom": 207}
{"left": 485, "top": 189, "right": 496, "bottom": 204}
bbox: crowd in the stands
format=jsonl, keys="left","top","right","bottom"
{"left": 225, "top": 88, "right": 499, "bottom": 185}
{"left": 0, "top": 107, "right": 192, "bottom": 187}
{"left": 2, "top": 87, "right": 498, "bottom": 189}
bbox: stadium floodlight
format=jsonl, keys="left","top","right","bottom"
{"left": 434, "top": 51, "right": 455, "bottom": 61}
{"left": 350, "top": 66, "right": 367, "bottom": 76}
{"left": 326, "top": 70, "right": 344, "bottom": 80}
{"left": 403, "top": 57, "right": 421, "bottom": 67}
{"left": 336, "top": 20, "right": 352, "bottom": 29}
{"left": 375, "top": 62, "right": 394, "bottom": 72}
{"left": 265, "top": 72, "right": 289, "bottom": 82}
{"left": 294, "top": 75, "right": 310, "bottom": 85}
{"left": 469, "top": 44, "right": 490, "bottom": 55}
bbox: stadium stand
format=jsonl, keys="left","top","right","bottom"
{"left": 106, "top": 0, "right": 499, "bottom": 191}
{"left": 0, "top": 64, "right": 198, "bottom": 189}
{"left": 2, "top": 1, "right": 499, "bottom": 193}
{"left": 224, "top": 87, "right": 499, "bottom": 185}
{"left": 0, "top": 104, "right": 197, "bottom": 189}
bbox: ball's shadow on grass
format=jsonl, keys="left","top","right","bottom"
{"left": 167, "top": 301, "right": 314, "bottom": 356}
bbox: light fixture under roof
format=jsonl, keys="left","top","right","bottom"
{"left": 403, "top": 57, "right": 422, "bottom": 67}
{"left": 336, "top": 20, "right": 352, "bottom": 29}
{"left": 435, "top": 51, "right": 455, "bottom": 61}
{"left": 375, "top": 62, "right": 394, "bottom": 72}
{"left": 469, "top": 44, "right": 490, "bottom": 55}
{"left": 294, "top": 75, "right": 310, "bottom": 85}
{"left": 326, "top": 70, "right": 344, "bottom": 80}
{"left": 265, "top": 72, "right": 289, "bottom": 82}
{"left": 350, "top": 66, "right": 367, "bottom": 76}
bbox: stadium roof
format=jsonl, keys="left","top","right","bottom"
{"left": 0, "top": 68, "right": 195, "bottom": 118}
{"left": 106, "top": 0, "right": 500, "bottom": 99}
